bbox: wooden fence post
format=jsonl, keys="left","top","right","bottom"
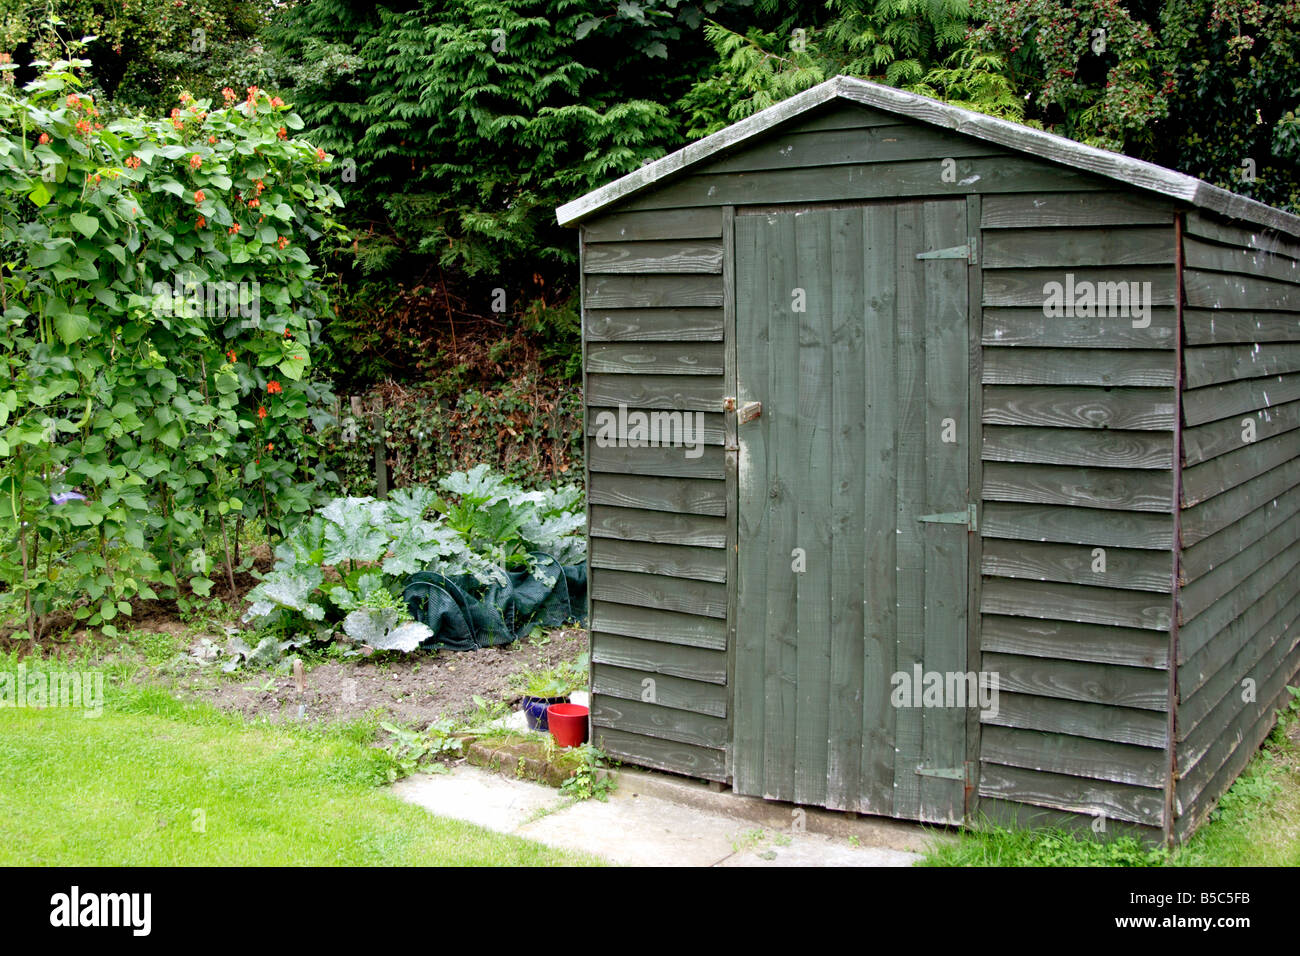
{"left": 372, "top": 394, "right": 388, "bottom": 498}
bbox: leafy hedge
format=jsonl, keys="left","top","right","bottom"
{"left": 0, "top": 55, "right": 341, "bottom": 639}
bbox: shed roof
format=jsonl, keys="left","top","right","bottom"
{"left": 556, "top": 75, "right": 1300, "bottom": 238}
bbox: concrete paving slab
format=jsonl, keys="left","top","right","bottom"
{"left": 392, "top": 763, "right": 927, "bottom": 866}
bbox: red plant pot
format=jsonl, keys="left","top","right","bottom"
{"left": 547, "top": 703, "right": 589, "bottom": 748}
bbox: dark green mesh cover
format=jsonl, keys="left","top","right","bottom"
{"left": 403, "top": 554, "right": 587, "bottom": 651}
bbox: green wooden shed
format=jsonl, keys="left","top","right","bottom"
{"left": 556, "top": 76, "right": 1300, "bottom": 845}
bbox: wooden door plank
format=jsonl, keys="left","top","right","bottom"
{"left": 892, "top": 200, "right": 927, "bottom": 821}
{"left": 919, "top": 198, "right": 969, "bottom": 823}
{"left": 733, "top": 213, "right": 768, "bottom": 796}
{"left": 826, "top": 206, "right": 867, "bottom": 811}
{"left": 859, "top": 203, "right": 900, "bottom": 816}
{"left": 763, "top": 211, "right": 801, "bottom": 802}
{"left": 793, "top": 210, "right": 833, "bottom": 808}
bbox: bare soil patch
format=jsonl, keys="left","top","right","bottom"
{"left": 166, "top": 627, "right": 588, "bottom": 727}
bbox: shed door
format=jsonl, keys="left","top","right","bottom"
{"left": 732, "top": 200, "right": 972, "bottom": 824}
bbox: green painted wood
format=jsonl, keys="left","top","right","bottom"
{"left": 720, "top": 203, "right": 738, "bottom": 783}
{"left": 1181, "top": 372, "right": 1300, "bottom": 426}
{"left": 983, "top": 692, "right": 1168, "bottom": 748}
{"left": 1184, "top": 343, "right": 1300, "bottom": 389}
{"left": 590, "top": 662, "right": 728, "bottom": 718}
{"left": 732, "top": 210, "right": 769, "bottom": 797}
{"left": 983, "top": 795, "right": 1164, "bottom": 843}
{"left": 1177, "top": 539, "right": 1300, "bottom": 656}
{"left": 1183, "top": 308, "right": 1300, "bottom": 345}
{"left": 593, "top": 726, "right": 727, "bottom": 781}
{"left": 982, "top": 386, "right": 1176, "bottom": 430}
{"left": 1180, "top": 454, "right": 1300, "bottom": 546}
{"left": 982, "top": 425, "right": 1174, "bottom": 469}
{"left": 620, "top": 155, "right": 1102, "bottom": 212}
{"left": 1183, "top": 268, "right": 1300, "bottom": 312}
{"left": 827, "top": 205, "right": 867, "bottom": 812}
{"left": 792, "top": 209, "right": 834, "bottom": 808}
{"left": 1181, "top": 399, "right": 1300, "bottom": 465}
{"left": 587, "top": 474, "right": 726, "bottom": 516}
{"left": 978, "top": 763, "right": 1165, "bottom": 826}
{"left": 980, "top": 191, "right": 1172, "bottom": 229}
{"left": 589, "top": 601, "right": 727, "bottom": 650}
{"left": 586, "top": 372, "right": 725, "bottom": 411}
{"left": 702, "top": 124, "right": 1001, "bottom": 175}
{"left": 583, "top": 239, "right": 724, "bottom": 274}
{"left": 981, "top": 725, "right": 1168, "bottom": 788}
{"left": 982, "top": 461, "right": 1174, "bottom": 512}
{"left": 981, "top": 615, "right": 1169, "bottom": 669}
{"left": 585, "top": 308, "right": 724, "bottom": 342}
{"left": 859, "top": 202, "right": 900, "bottom": 817}
{"left": 585, "top": 274, "right": 724, "bottom": 309}
{"left": 1178, "top": 588, "right": 1300, "bottom": 731}
{"left": 1180, "top": 565, "right": 1300, "bottom": 683}
{"left": 787, "top": 103, "right": 906, "bottom": 132}
{"left": 963, "top": 193, "right": 985, "bottom": 822}
{"left": 982, "top": 652, "right": 1167, "bottom": 710}
{"left": 762, "top": 210, "right": 800, "bottom": 803}
{"left": 589, "top": 504, "right": 727, "bottom": 547}
{"left": 583, "top": 207, "right": 723, "bottom": 242}
{"left": 592, "top": 695, "right": 729, "bottom": 749}
{"left": 1183, "top": 210, "right": 1300, "bottom": 262}
{"left": 1181, "top": 430, "right": 1298, "bottom": 507}
{"left": 590, "top": 568, "right": 727, "bottom": 619}
{"left": 1182, "top": 236, "right": 1300, "bottom": 285}
{"left": 586, "top": 341, "right": 725, "bottom": 375}
{"left": 981, "top": 501, "right": 1173, "bottom": 550}
{"left": 588, "top": 537, "right": 726, "bottom": 582}
{"left": 587, "top": 412, "right": 725, "bottom": 446}
{"left": 1179, "top": 511, "right": 1300, "bottom": 620}
{"left": 919, "top": 198, "right": 970, "bottom": 823}
{"left": 981, "top": 307, "right": 1176, "bottom": 349}
{"left": 982, "top": 226, "right": 1175, "bottom": 268}
{"left": 981, "top": 539, "right": 1173, "bottom": 593}
{"left": 1177, "top": 628, "right": 1300, "bottom": 779}
{"left": 1175, "top": 667, "right": 1300, "bottom": 835}
{"left": 586, "top": 443, "right": 725, "bottom": 480}
{"left": 1182, "top": 484, "right": 1300, "bottom": 591}
{"left": 981, "top": 578, "right": 1172, "bottom": 631}
{"left": 590, "top": 632, "right": 727, "bottom": 684}
{"left": 891, "top": 200, "right": 928, "bottom": 822}
{"left": 982, "top": 266, "right": 1174, "bottom": 308}
{"left": 983, "top": 348, "right": 1175, "bottom": 387}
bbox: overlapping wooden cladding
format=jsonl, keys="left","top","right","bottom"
{"left": 974, "top": 190, "right": 1178, "bottom": 835}
{"left": 1173, "top": 210, "right": 1300, "bottom": 840}
{"left": 581, "top": 205, "right": 730, "bottom": 779}
{"left": 573, "top": 96, "right": 1300, "bottom": 842}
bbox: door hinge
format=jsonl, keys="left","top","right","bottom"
{"left": 916, "top": 237, "right": 977, "bottom": 264}
{"left": 722, "top": 396, "right": 736, "bottom": 412}
{"left": 915, "top": 764, "right": 968, "bottom": 781}
{"left": 917, "top": 504, "right": 977, "bottom": 531}
{"left": 738, "top": 400, "right": 762, "bottom": 424}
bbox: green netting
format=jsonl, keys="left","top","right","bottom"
{"left": 403, "top": 553, "right": 587, "bottom": 651}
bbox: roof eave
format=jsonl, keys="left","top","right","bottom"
{"left": 557, "top": 75, "right": 1300, "bottom": 240}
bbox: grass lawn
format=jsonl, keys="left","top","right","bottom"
{"left": 0, "top": 673, "right": 597, "bottom": 866}
{"left": 920, "top": 691, "right": 1300, "bottom": 866}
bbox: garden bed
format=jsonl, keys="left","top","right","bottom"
{"left": 165, "top": 627, "right": 588, "bottom": 727}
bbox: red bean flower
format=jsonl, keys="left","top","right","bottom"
{"left": 257, "top": 405, "right": 267, "bottom": 420}
{"left": 267, "top": 380, "right": 282, "bottom": 395}
{"left": 277, "top": 127, "right": 287, "bottom": 140}
{"left": 194, "top": 190, "right": 205, "bottom": 203}
{"left": 38, "top": 133, "right": 50, "bottom": 145}
{"left": 189, "top": 154, "right": 201, "bottom": 169}
{"left": 125, "top": 155, "right": 141, "bottom": 169}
